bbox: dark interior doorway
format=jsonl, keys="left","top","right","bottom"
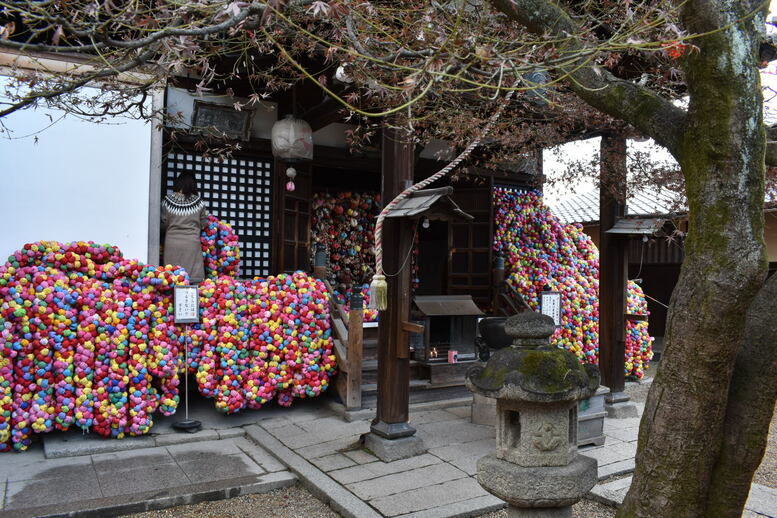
{"left": 416, "top": 220, "right": 448, "bottom": 296}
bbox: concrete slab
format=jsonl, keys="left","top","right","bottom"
{"left": 595, "top": 457, "right": 635, "bottom": 480}
{"left": 92, "top": 448, "right": 177, "bottom": 474}
{"left": 414, "top": 419, "right": 494, "bottom": 449}
{"left": 589, "top": 476, "right": 632, "bottom": 506}
{"left": 177, "top": 452, "right": 265, "bottom": 484}
{"left": 602, "top": 416, "right": 642, "bottom": 431}
{"left": 580, "top": 442, "right": 636, "bottom": 467}
{"left": 5, "top": 467, "right": 101, "bottom": 510}
{"left": 346, "top": 463, "right": 468, "bottom": 500}
{"left": 245, "top": 425, "right": 382, "bottom": 518}
{"left": 1, "top": 469, "right": 296, "bottom": 518}
{"left": 295, "top": 434, "right": 363, "bottom": 459}
{"left": 429, "top": 438, "right": 495, "bottom": 463}
{"left": 43, "top": 431, "right": 156, "bottom": 459}
{"left": 396, "top": 494, "right": 505, "bottom": 518}
{"left": 235, "top": 437, "right": 288, "bottom": 473}
{"left": 444, "top": 406, "right": 473, "bottom": 419}
{"left": 329, "top": 454, "right": 443, "bottom": 485}
{"left": 311, "top": 453, "right": 357, "bottom": 471}
{"left": 409, "top": 410, "right": 462, "bottom": 426}
{"left": 166, "top": 438, "right": 242, "bottom": 461}
{"left": 154, "top": 428, "right": 219, "bottom": 446}
{"left": 604, "top": 426, "right": 640, "bottom": 443}
{"left": 369, "top": 476, "right": 492, "bottom": 517}
{"left": 2, "top": 453, "right": 93, "bottom": 482}
{"left": 446, "top": 455, "right": 479, "bottom": 476}
{"left": 746, "top": 484, "right": 777, "bottom": 517}
{"left": 282, "top": 419, "right": 370, "bottom": 449}
{"left": 98, "top": 462, "right": 189, "bottom": 497}
{"left": 343, "top": 449, "right": 379, "bottom": 465}
{"left": 265, "top": 422, "right": 309, "bottom": 440}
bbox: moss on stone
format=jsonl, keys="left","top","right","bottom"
{"left": 470, "top": 347, "right": 591, "bottom": 395}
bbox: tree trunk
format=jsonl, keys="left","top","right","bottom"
{"left": 703, "top": 272, "right": 777, "bottom": 518}
{"left": 616, "top": 5, "right": 768, "bottom": 517}
{"left": 486, "top": 1, "right": 774, "bottom": 515}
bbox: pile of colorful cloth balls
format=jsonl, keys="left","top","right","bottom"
{"left": 201, "top": 215, "right": 240, "bottom": 278}
{"left": 311, "top": 192, "right": 382, "bottom": 321}
{"left": 493, "top": 188, "right": 653, "bottom": 378}
{"left": 0, "top": 223, "right": 335, "bottom": 451}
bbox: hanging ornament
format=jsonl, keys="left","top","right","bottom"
{"left": 285, "top": 166, "right": 297, "bottom": 192}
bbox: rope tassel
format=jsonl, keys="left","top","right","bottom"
{"left": 368, "top": 274, "right": 387, "bottom": 311}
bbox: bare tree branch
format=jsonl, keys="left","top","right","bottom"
{"left": 0, "top": 47, "right": 158, "bottom": 118}
{"left": 488, "top": 0, "right": 686, "bottom": 157}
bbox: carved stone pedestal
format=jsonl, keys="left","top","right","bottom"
{"left": 467, "top": 312, "right": 599, "bottom": 517}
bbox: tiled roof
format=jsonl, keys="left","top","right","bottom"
{"left": 550, "top": 188, "right": 686, "bottom": 225}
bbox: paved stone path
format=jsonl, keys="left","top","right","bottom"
{"left": 0, "top": 391, "right": 774, "bottom": 518}
{"left": 0, "top": 435, "right": 296, "bottom": 518}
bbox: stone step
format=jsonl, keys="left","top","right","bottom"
{"left": 360, "top": 381, "right": 472, "bottom": 408}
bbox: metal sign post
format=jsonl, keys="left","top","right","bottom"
{"left": 173, "top": 285, "right": 202, "bottom": 433}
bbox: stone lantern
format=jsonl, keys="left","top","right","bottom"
{"left": 466, "top": 311, "right": 599, "bottom": 517}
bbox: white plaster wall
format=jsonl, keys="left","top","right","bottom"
{"left": 0, "top": 84, "right": 152, "bottom": 262}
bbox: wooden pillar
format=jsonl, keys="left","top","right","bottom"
{"left": 372, "top": 125, "right": 416, "bottom": 439}
{"left": 599, "top": 133, "right": 629, "bottom": 394}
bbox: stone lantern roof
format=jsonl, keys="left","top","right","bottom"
{"left": 466, "top": 312, "right": 599, "bottom": 403}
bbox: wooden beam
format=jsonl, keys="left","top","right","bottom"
{"left": 302, "top": 95, "right": 348, "bottom": 132}
{"left": 599, "top": 133, "right": 629, "bottom": 394}
{"left": 402, "top": 321, "right": 425, "bottom": 334}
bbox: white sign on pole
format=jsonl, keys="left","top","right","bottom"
{"left": 540, "top": 291, "right": 562, "bottom": 327}
{"left": 174, "top": 285, "right": 200, "bottom": 324}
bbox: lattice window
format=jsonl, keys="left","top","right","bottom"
{"left": 163, "top": 152, "right": 273, "bottom": 278}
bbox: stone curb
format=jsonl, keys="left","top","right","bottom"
{"left": 2, "top": 471, "right": 297, "bottom": 518}
{"left": 395, "top": 494, "right": 505, "bottom": 518}
{"left": 327, "top": 397, "right": 473, "bottom": 423}
{"left": 42, "top": 428, "right": 248, "bottom": 459}
{"left": 245, "top": 424, "right": 383, "bottom": 518}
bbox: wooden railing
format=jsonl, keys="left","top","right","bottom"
{"left": 492, "top": 263, "right": 531, "bottom": 316}
{"left": 321, "top": 278, "right": 365, "bottom": 410}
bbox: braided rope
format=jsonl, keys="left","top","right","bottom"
{"left": 369, "top": 88, "right": 518, "bottom": 310}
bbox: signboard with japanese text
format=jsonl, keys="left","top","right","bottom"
{"left": 174, "top": 285, "right": 200, "bottom": 324}
{"left": 540, "top": 291, "right": 561, "bottom": 327}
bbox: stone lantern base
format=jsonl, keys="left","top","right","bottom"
{"left": 477, "top": 454, "right": 597, "bottom": 516}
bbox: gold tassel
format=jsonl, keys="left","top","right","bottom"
{"left": 368, "top": 274, "right": 388, "bottom": 311}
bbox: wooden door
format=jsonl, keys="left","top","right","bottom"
{"left": 447, "top": 181, "right": 493, "bottom": 308}
{"left": 273, "top": 163, "right": 312, "bottom": 273}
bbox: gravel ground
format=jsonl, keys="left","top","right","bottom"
{"left": 121, "top": 485, "right": 340, "bottom": 518}
{"left": 754, "top": 409, "right": 777, "bottom": 489}
{"left": 626, "top": 361, "right": 776, "bottom": 490}
{"left": 475, "top": 498, "right": 616, "bottom": 518}
{"left": 120, "top": 359, "right": 773, "bottom": 518}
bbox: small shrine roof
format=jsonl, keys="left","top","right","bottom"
{"left": 384, "top": 187, "right": 474, "bottom": 221}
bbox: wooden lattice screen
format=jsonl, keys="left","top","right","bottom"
{"left": 163, "top": 151, "right": 274, "bottom": 279}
